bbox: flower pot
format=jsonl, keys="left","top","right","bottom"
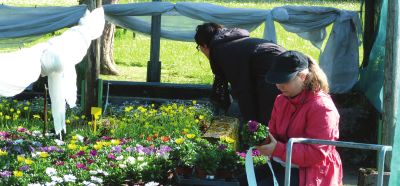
{"left": 175, "top": 166, "right": 193, "bottom": 177}
{"left": 195, "top": 168, "right": 215, "bottom": 180}
{"left": 216, "top": 169, "right": 235, "bottom": 180}
{"left": 122, "top": 180, "right": 145, "bottom": 186}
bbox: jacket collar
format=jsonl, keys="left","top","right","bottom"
{"left": 284, "top": 90, "right": 312, "bottom": 106}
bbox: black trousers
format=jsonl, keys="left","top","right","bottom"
{"left": 239, "top": 160, "right": 300, "bottom": 186}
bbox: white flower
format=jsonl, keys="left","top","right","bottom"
{"left": 54, "top": 139, "right": 65, "bottom": 146}
{"left": 63, "top": 174, "right": 76, "bottom": 182}
{"left": 126, "top": 156, "right": 136, "bottom": 164}
{"left": 51, "top": 176, "right": 63, "bottom": 183}
{"left": 76, "top": 134, "right": 84, "bottom": 142}
{"left": 145, "top": 182, "right": 160, "bottom": 186}
{"left": 137, "top": 156, "right": 145, "bottom": 161}
{"left": 32, "top": 151, "right": 40, "bottom": 158}
{"left": 97, "top": 169, "right": 109, "bottom": 176}
{"left": 32, "top": 131, "right": 42, "bottom": 137}
{"left": 89, "top": 170, "right": 98, "bottom": 175}
{"left": 91, "top": 176, "right": 103, "bottom": 184}
{"left": 45, "top": 182, "right": 56, "bottom": 186}
{"left": 116, "top": 155, "right": 124, "bottom": 161}
{"left": 138, "top": 162, "right": 148, "bottom": 170}
{"left": 119, "top": 164, "right": 127, "bottom": 169}
{"left": 83, "top": 181, "right": 97, "bottom": 186}
{"left": 45, "top": 167, "right": 57, "bottom": 176}
{"left": 45, "top": 133, "right": 55, "bottom": 137}
{"left": 28, "top": 183, "right": 42, "bottom": 186}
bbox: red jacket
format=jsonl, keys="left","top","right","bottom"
{"left": 269, "top": 90, "right": 343, "bottom": 186}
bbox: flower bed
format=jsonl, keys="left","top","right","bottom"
{"left": 0, "top": 98, "right": 266, "bottom": 185}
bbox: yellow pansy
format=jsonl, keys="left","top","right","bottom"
{"left": 94, "top": 144, "right": 103, "bottom": 150}
{"left": 25, "top": 159, "right": 33, "bottom": 165}
{"left": 186, "top": 134, "right": 196, "bottom": 139}
{"left": 111, "top": 139, "right": 120, "bottom": 145}
{"left": 39, "top": 152, "right": 49, "bottom": 158}
{"left": 72, "top": 136, "right": 77, "bottom": 140}
{"left": 68, "top": 144, "right": 77, "bottom": 150}
{"left": 17, "top": 155, "right": 25, "bottom": 163}
{"left": 80, "top": 146, "right": 88, "bottom": 151}
{"left": 0, "top": 149, "right": 8, "bottom": 156}
{"left": 13, "top": 171, "right": 23, "bottom": 177}
{"left": 175, "top": 138, "right": 185, "bottom": 144}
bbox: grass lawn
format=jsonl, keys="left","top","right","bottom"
{"left": 2, "top": 0, "right": 361, "bottom": 84}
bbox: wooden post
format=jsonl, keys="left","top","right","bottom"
{"left": 147, "top": 0, "right": 162, "bottom": 82}
{"left": 81, "top": 0, "right": 101, "bottom": 115}
{"left": 382, "top": 0, "right": 400, "bottom": 169}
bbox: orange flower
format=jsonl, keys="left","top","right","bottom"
{"left": 161, "top": 136, "right": 170, "bottom": 142}
{"left": 153, "top": 134, "right": 159, "bottom": 138}
{"left": 146, "top": 136, "right": 153, "bottom": 141}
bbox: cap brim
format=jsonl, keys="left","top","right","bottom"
{"left": 265, "top": 71, "right": 298, "bottom": 84}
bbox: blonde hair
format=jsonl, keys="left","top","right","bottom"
{"left": 301, "top": 56, "right": 329, "bottom": 93}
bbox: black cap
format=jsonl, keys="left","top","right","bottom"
{"left": 265, "top": 50, "right": 309, "bottom": 84}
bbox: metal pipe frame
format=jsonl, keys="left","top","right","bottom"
{"left": 284, "top": 138, "right": 392, "bottom": 186}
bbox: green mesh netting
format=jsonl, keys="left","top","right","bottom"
{"left": 357, "top": 0, "right": 386, "bottom": 113}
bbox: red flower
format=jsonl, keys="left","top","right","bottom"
{"left": 69, "top": 155, "right": 77, "bottom": 159}
{"left": 76, "top": 151, "right": 85, "bottom": 156}
{"left": 161, "top": 136, "right": 170, "bottom": 142}
{"left": 87, "top": 159, "right": 95, "bottom": 164}
{"left": 146, "top": 136, "right": 153, "bottom": 142}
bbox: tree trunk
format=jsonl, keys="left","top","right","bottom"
{"left": 100, "top": 0, "right": 119, "bottom": 75}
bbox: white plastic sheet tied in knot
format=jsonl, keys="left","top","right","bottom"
{"left": 0, "top": 7, "right": 105, "bottom": 137}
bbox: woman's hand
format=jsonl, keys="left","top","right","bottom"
{"left": 256, "top": 134, "right": 277, "bottom": 156}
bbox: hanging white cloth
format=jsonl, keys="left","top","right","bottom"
{"left": 0, "top": 7, "right": 105, "bottom": 135}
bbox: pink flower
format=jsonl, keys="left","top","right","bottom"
{"left": 90, "top": 150, "right": 97, "bottom": 157}
{"left": 54, "top": 161, "right": 65, "bottom": 166}
{"left": 107, "top": 153, "right": 116, "bottom": 160}
{"left": 76, "top": 163, "right": 88, "bottom": 170}
{"left": 17, "top": 127, "right": 27, "bottom": 133}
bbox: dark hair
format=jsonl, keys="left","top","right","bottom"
{"left": 194, "top": 23, "right": 223, "bottom": 47}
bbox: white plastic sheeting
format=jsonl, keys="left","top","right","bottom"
{"left": 0, "top": 7, "right": 105, "bottom": 135}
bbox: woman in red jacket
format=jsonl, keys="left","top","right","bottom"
{"left": 257, "top": 50, "right": 343, "bottom": 186}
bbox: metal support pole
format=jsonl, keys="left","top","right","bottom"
{"left": 147, "top": 0, "right": 162, "bottom": 82}
{"left": 284, "top": 138, "right": 392, "bottom": 186}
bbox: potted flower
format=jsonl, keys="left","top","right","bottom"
{"left": 241, "top": 120, "right": 269, "bottom": 147}
{"left": 215, "top": 136, "right": 240, "bottom": 179}
{"left": 171, "top": 139, "right": 197, "bottom": 177}
{"left": 195, "top": 141, "right": 221, "bottom": 179}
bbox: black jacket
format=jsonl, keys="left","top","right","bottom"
{"left": 209, "top": 28, "right": 285, "bottom": 124}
